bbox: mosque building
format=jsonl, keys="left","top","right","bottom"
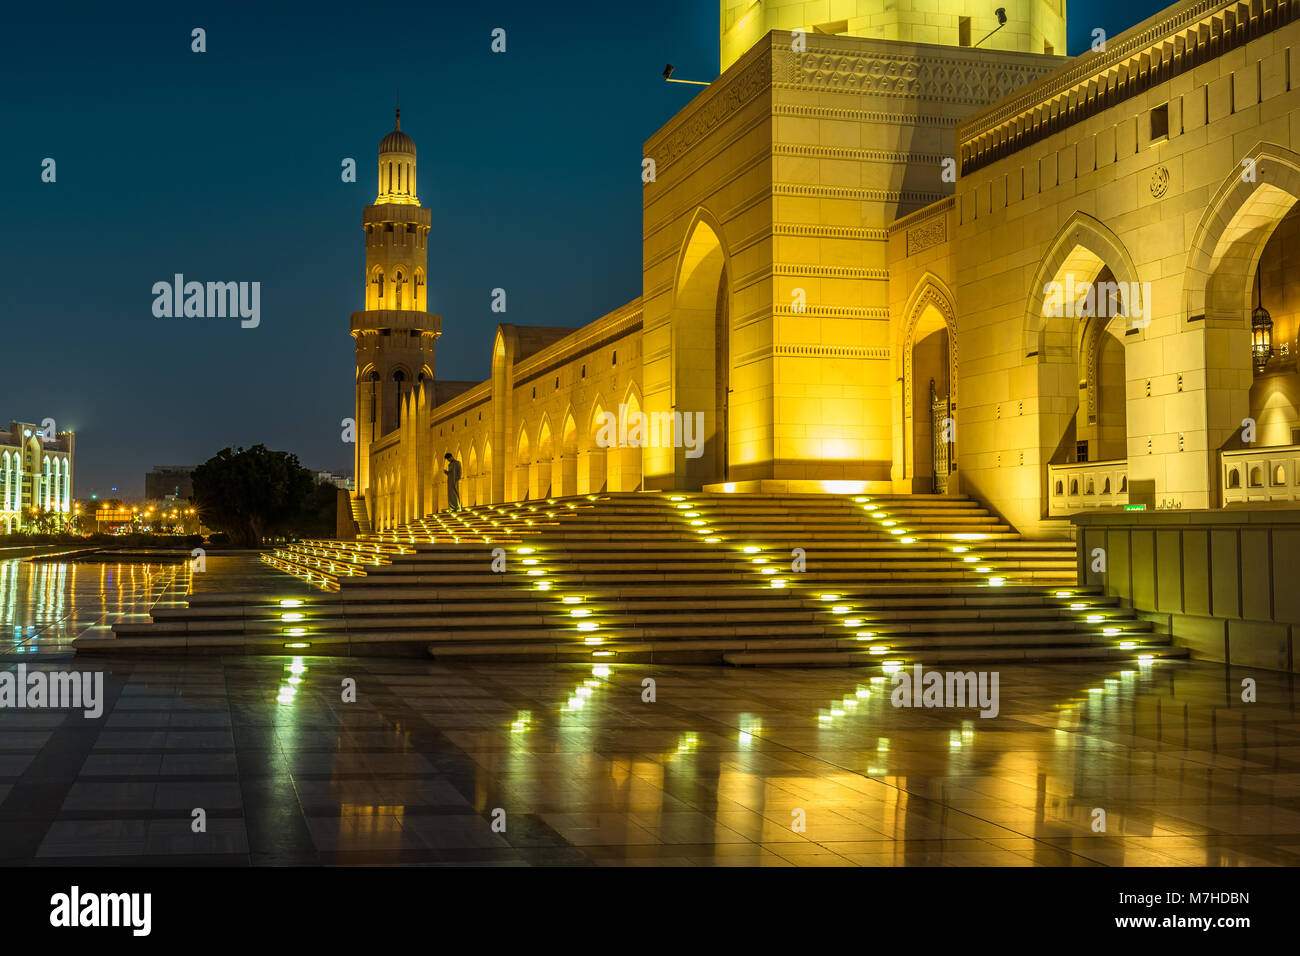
{"left": 349, "top": 0, "right": 1300, "bottom": 541}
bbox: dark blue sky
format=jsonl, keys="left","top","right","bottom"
{"left": 1, "top": 0, "right": 1167, "bottom": 498}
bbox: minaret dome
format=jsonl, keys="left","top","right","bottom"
{"left": 376, "top": 107, "right": 418, "bottom": 205}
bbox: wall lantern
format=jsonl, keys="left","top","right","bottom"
{"left": 1252, "top": 271, "right": 1273, "bottom": 373}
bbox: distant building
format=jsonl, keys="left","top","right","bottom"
{"left": 145, "top": 465, "right": 195, "bottom": 501}
{"left": 316, "top": 471, "right": 353, "bottom": 491}
{"left": 0, "top": 420, "right": 75, "bottom": 533}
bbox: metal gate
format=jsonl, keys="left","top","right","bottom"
{"left": 930, "top": 378, "right": 951, "bottom": 494}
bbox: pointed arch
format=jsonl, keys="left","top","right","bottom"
{"left": 560, "top": 407, "right": 578, "bottom": 457}
{"left": 899, "top": 272, "right": 959, "bottom": 417}
{"left": 587, "top": 393, "right": 608, "bottom": 441}
{"left": 1023, "top": 211, "right": 1144, "bottom": 360}
{"left": 1184, "top": 142, "right": 1300, "bottom": 329}
{"left": 536, "top": 414, "right": 554, "bottom": 461}
{"left": 515, "top": 421, "right": 531, "bottom": 462}
{"left": 481, "top": 438, "right": 494, "bottom": 505}
{"left": 669, "top": 207, "right": 731, "bottom": 489}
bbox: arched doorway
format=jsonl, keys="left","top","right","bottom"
{"left": 559, "top": 411, "right": 578, "bottom": 497}
{"left": 534, "top": 416, "right": 553, "bottom": 499}
{"left": 671, "top": 213, "right": 729, "bottom": 489}
{"left": 581, "top": 398, "right": 608, "bottom": 494}
{"left": 899, "top": 276, "right": 958, "bottom": 494}
{"left": 1185, "top": 145, "right": 1300, "bottom": 504}
{"left": 514, "top": 426, "right": 531, "bottom": 501}
{"left": 1025, "top": 213, "right": 1143, "bottom": 516}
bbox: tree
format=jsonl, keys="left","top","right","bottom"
{"left": 191, "top": 445, "right": 316, "bottom": 547}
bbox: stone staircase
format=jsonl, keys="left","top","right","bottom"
{"left": 77, "top": 491, "right": 1187, "bottom": 667}
{"left": 349, "top": 496, "right": 372, "bottom": 536}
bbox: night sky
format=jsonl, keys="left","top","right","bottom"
{"left": 1, "top": 0, "right": 1168, "bottom": 498}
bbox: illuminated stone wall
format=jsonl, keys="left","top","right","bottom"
{"left": 721, "top": 0, "right": 1067, "bottom": 72}
{"left": 894, "top": 0, "right": 1300, "bottom": 535}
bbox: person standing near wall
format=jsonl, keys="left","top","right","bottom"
{"left": 443, "top": 452, "right": 462, "bottom": 511}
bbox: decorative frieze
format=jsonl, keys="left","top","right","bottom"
{"left": 905, "top": 215, "right": 948, "bottom": 256}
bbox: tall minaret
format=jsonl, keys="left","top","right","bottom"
{"left": 350, "top": 104, "right": 440, "bottom": 514}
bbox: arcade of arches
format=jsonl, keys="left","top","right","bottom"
{"left": 354, "top": 0, "right": 1300, "bottom": 539}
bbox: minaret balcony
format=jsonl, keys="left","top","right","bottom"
{"left": 350, "top": 310, "right": 442, "bottom": 337}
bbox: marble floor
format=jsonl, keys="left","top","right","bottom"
{"left": 1, "top": 558, "right": 1298, "bottom": 866}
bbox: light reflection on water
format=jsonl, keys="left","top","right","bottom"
{"left": 0, "top": 558, "right": 185, "bottom": 654}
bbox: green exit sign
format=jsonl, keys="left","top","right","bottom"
{"left": 1124, "top": 504, "right": 1147, "bottom": 511}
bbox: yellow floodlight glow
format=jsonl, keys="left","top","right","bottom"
{"left": 281, "top": 612, "right": 304, "bottom": 622}
{"left": 669, "top": 496, "right": 685, "bottom": 501}
{"left": 760, "top": 567, "right": 777, "bottom": 574}
{"left": 1070, "top": 603, "right": 1086, "bottom": 609}
{"left": 535, "top": 581, "right": 552, "bottom": 590}
{"left": 900, "top": 537, "right": 916, "bottom": 544}
{"left": 279, "top": 599, "right": 304, "bottom": 607}
{"left": 584, "top": 637, "right": 603, "bottom": 645}
{"left": 1086, "top": 614, "right": 1103, "bottom": 623}
{"left": 1120, "top": 641, "right": 1136, "bottom": 648}
{"left": 577, "top": 621, "right": 598, "bottom": 631}
{"left": 517, "top": 547, "right": 535, "bottom": 554}
{"left": 283, "top": 642, "right": 310, "bottom": 649}
{"left": 819, "top": 594, "right": 839, "bottom": 601}
{"left": 522, "top": 558, "right": 539, "bottom": 565}
{"left": 570, "top": 608, "right": 591, "bottom": 617}
{"left": 1055, "top": 591, "right": 1071, "bottom": 597}
{"left": 562, "top": 596, "right": 583, "bottom": 604}
{"left": 952, "top": 546, "right": 968, "bottom": 553}
{"left": 770, "top": 578, "right": 787, "bottom": 588}
{"left": 831, "top": 605, "right": 851, "bottom": 614}
{"left": 1103, "top": 627, "right": 1120, "bottom": 636}
{"left": 743, "top": 546, "right": 760, "bottom": 553}
{"left": 527, "top": 568, "right": 545, "bottom": 576}
{"left": 881, "top": 661, "right": 903, "bottom": 674}
{"left": 989, "top": 577, "right": 1005, "bottom": 586}
{"left": 1138, "top": 654, "right": 1154, "bottom": 663}
{"left": 705, "top": 537, "right": 721, "bottom": 543}
{"left": 868, "top": 646, "right": 888, "bottom": 654}
{"left": 843, "top": 619, "right": 863, "bottom": 627}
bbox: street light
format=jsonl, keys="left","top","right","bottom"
{"left": 662, "top": 64, "right": 708, "bottom": 86}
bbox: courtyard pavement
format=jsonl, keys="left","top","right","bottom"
{"left": 1, "top": 557, "right": 1298, "bottom": 866}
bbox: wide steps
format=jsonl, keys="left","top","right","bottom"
{"left": 93, "top": 490, "right": 1182, "bottom": 667}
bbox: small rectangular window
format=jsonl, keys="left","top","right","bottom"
{"left": 1150, "top": 103, "right": 1169, "bottom": 141}
{"left": 959, "top": 17, "right": 971, "bottom": 46}
{"left": 1076, "top": 440, "right": 1089, "bottom": 463}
